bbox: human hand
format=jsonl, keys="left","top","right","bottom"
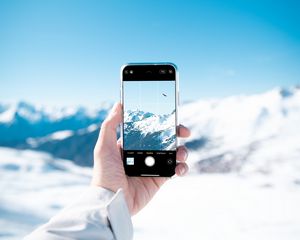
{"left": 91, "top": 103, "right": 191, "bottom": 215}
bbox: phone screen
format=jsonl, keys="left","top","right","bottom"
{"left": 123, "top": 80, "right": 176, "bottom": 150}
{"left": 122, "top": 64, "right": 177, "bottom": 176}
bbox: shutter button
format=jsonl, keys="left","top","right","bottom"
{"left": 145, "top": 156, "right": 155, "bottom": 167}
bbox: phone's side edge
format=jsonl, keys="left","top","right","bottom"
{"left": 120, "top": 64, "right": 128, "bottom": 164}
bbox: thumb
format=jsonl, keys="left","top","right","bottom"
{"left": 95, "top": 102, "right": 122, "bottom": 153}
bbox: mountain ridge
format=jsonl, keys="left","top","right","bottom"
{"left": 180, "top": 86, "right": 300, "bottom": 175}
{"left": 0, "top": 86, "right": 299, "bottom": 172}
{"left": 124, "top": 109, "right": 176, "bottom": 151}
{"left": 0, "top": 101, "right": 111, "bottom": 142}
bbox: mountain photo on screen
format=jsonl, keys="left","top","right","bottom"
{"left": 123, "top": 80, "right": 176, "bottom": 151}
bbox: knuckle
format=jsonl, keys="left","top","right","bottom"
{"left": 101, "top": 119, "right": 111, "bottom": 129}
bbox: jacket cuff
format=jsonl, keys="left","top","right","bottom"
{"left": 106, "top": 189, "right": 133, "bottom": 240}
{"left": 90, "top": 187, "right": 133, "bottom": 240}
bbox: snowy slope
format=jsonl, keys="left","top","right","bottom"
{"left": 0, "top": 147, "right": 91, "bottom": 239}
{"left": 133, "top": 175, "right": 300, "bottom": 240}
{"left": 1, "top": 147, "right": 300, "bottom": 240}
{"left": 124, "top": 109, "right": 176, "bottom": 150}
{"left": 181, "top": 87, "right": 300, "bottom": 177}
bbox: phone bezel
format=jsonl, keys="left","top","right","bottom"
{"left": 120, "top": 63, "right": 179, "bottom": 177}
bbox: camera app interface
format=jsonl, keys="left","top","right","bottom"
{"left": 123, "top": 80, "right": 176, "bottom": 151}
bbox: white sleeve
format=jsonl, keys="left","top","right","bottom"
{"left": 24, "top": 187, "right": 133, "bottom": 240}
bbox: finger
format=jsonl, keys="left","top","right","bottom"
{"left": 175, "top": 162, "right": 189, "bottom": 176}
{"left": 95, "top": 103, "right": 122, "bottom": 153}
{"left": 176, "top": 145, "right": 188, "bottom": 162}
{"left": 177, "top": 124, "right": 191, "bottom": 138}
{"left": 117, "top": 138, "right": 122, "bottom": 154}
{"left": 151, "top": 176, "right": 169, "bottom": 188}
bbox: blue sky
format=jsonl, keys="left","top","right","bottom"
{"left": 124, "top": 81, "right": 175, "bottom": 116}
{"left": 0, "top": 0, "right": 299, "bottom": 106}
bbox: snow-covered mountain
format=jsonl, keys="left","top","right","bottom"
{"left": 124, "top": 109, "right": 176, "bottom": 150}
{"left": 1, "top": 87, "right": 300, "bottom": 240}
{"left": 0, "top": 86, "right": 300, "bottom": 173}
{"left": 0, "top": 101, "right": 110, "bottom": 142}
{"left": 24, "top": 124, "right": 100, "bottom": 166}
{"left": 180, "top": 86, "right": 300, "bottom": 176}
{"left": 0, "top": 101, "right": 110, "bottom": 166}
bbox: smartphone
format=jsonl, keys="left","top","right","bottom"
{"left": 121, "top": 63, "right": 178, "bottom": 177}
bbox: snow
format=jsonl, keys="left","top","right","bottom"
{"left": 0, "top": 101, "right": 110, "bottom": 124}
{"left": 181, "top": 87, "right": 300, "bottom": 146}
{"left": 86, "top": 123, "right": 99, "bottom": 133}
{"left": 49, "top": 130, "right": 74, "bottom": 140}
{"left": 0, "top": 101, "right": 109, "bottom": 142}
{"left": 1, "top": 87, "right": 300, "bottom": 239}
{"left": 124, "top": 110, "right": 176, "bottom": 150}
{"left": 0, "top": 102, "right": 44, "bottom": 123}
{"left": 0, "top": 147, "right": 91, "bottom": 239}
{"left": 124, "top": 110, "right": 175, "bottom": 135}
{"left": 1, "top": 147, "right": 300, "bottom": 240}
{"left": 0, "top": 106, "right": 15, "bottom": 123}
{"left": 133, "top": 175, "right": 300, "bottom": 240}
{"left": 180, "top": 87, "right": 300, "bottom": 175}
{"left": 26, "top": 130, "right": 74, "bottom": 147}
